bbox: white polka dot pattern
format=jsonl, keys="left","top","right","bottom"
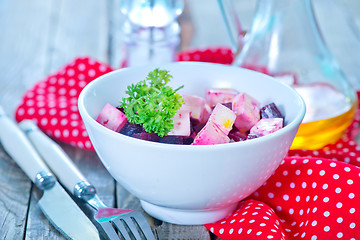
{"left": 15, "top": 57, "right": 113, "bottom": 150}
{"left": 205, "top": 157, "right": 360, "bottom": 239}
{"left": 207, "top": 200, "right": 287, "bottom": 240}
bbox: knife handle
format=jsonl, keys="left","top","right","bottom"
{"left": 0, "top": 107, "right": 55, "bottom": 189}
{"left": 18, "top": 120, "right": 96, "bottom": 201}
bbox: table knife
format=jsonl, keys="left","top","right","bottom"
{"left": 0, "top": 106, "right": 100, "bottom": 240}
{"left": 18, "top": 119, "right": 157, "bottom": 240}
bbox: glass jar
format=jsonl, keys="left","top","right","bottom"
{"left": 220, "top": 0, "right": 358, "bottom": 150}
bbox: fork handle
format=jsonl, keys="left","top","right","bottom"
{"left": 18, "top": 120, "right": 96, "bottom": 200}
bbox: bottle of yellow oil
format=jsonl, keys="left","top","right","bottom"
{"left": 291, "top": 83, "right": 357, "bottom": 150}
{"left": 221, "top": 0, "right": 358, "bottom": 149}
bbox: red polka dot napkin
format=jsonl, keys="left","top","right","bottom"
{"left": 15, "top": 57, "right": 113, "bottom": 150}
{"left": 15, "top": 48, "right": 360, "bottom": 239}
{"left": 206, "top": 156, "right": 360, "bottom": 239}
{"left": 208, "top": 199, "right": 288, "bottom": 240}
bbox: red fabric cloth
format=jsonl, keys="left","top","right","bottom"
{"left": 206, "top": 156, "right": 360, "bottom": 239}
{"left": 15, "top": 57, "right": 112, "bottom": 150}
{"left": 15, "top": 48, "right": 360, "bottom": 239}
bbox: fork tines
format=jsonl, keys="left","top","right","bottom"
{"left": 99, "top": 212, "right": 155, "bottom": 240}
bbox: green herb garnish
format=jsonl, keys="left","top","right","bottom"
{"left": 119, "top": 68, "right": 184, "bottom": 137}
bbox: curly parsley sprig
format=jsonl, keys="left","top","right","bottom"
{"left": 119, "top": 68, "right": 184, "bottom": 137}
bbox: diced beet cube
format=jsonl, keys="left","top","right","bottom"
{"left": 228, "top": 130, "right": 248, "bottom": 142}
{"left": 232, "top": 93, "right": 260, "bottom": 132}
{"left": 96, "top": 103, "right": 128, "bottom": 132}
{"left": 193, "top": 121, "right": 206, "bottom": 133}
{"left": 117, "top": 106, "right": 125, "bottom": 112}
{"left": 247, "top": 133, "right": 263, "bottom": 140}
{"left": 250, "top": 118, "right": 283, "bottom": 136}
{"left": 132, "top": 132, "right": 160, "bottom": 142}
{"left": 190, "top": 131, "right": 197, "bottom": 138}
{"left": 205, "top": 88, "right": 238, "bottom": 107}
{"left": 222, "top": 102, "right": 232, "bottom": 110}
{"left": 159, "top": 136, "right": 183, "bottom": 144}
{"left": 120, "top": 122, "right": 145, "bottom": 136}
{"left": 183, "top": 136, "right": 195, "bottom": 145}
{"left": 260, "top": 103, "right": 284, "bottom": 119}
{"left": 208, "top": 103, "right": 236, "bottom": 135}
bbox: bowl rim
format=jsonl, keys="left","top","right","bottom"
{"left": 78, "top": 61, "right": 306, "bottom": 150}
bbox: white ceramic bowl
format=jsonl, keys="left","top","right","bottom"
{"left": 78, "top": 62, "right": 305, "bottom": 225}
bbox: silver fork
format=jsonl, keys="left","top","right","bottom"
{"left": 19, "top": 120, "right": 156, "bottom": 240}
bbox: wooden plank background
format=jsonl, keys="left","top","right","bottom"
{"left": 0, "top": 0, "right": 359, "bottom": 239}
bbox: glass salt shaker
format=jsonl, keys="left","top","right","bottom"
{"left": 219, "top": 0, "right": 358, "bottom": 150}
{"left": 120, "top": 0, "right": 184, "bottom": 67}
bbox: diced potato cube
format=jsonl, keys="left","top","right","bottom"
{"left": 232, "top": 93, "right": 260, "bottom": 132}
{"left": 193, "top": 121, "right": 230, "bottom": 145}
{"left": 250, "top": 118, "right": 283, "bottom": 136}
{"left": 168, "top": 110, "right": 191, "bottom": 136}
{"left": 205, "top": 88, "right": 238, "bottom": 107}
{"left": 208, "top": 103, "right": 236, "bottom": 135}
{"left": 180, "top": 93, "right": 206, "bottom": 122}
{"left": 96, "top": 104, "right": 127, "bottom": 132}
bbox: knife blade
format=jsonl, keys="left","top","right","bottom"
{"left": 0, "top": 106, "right": 100, "bottom": 240}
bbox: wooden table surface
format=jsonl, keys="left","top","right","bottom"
{"left": 0, "top": 0, "right": 359, "bottom": 239}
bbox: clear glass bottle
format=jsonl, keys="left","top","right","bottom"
{"left": 313, "top": 0, "right": 360, "bottom": 90}
{"left": 227, "top": 0, "right": 357, "bottom": 150}
{"left": 120, "top": 0, "right": 184, "bottom": 67}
